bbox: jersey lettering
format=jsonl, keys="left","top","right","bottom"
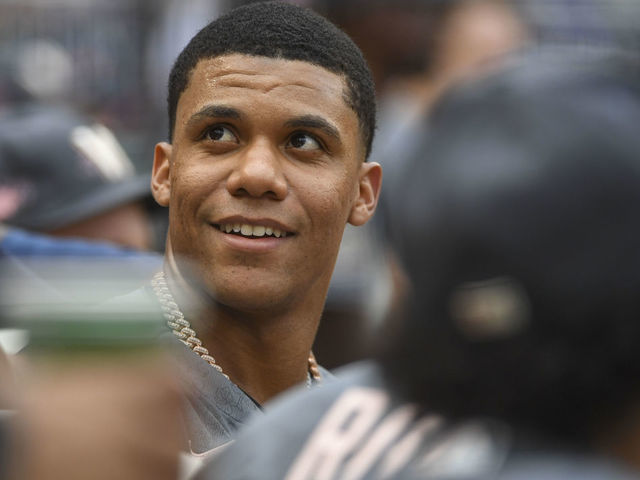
{"left": 286, "top": 387, "right": 442, "bottom": 480}
{"left": 285, "top": 388, "right": 388, "bottom": 480}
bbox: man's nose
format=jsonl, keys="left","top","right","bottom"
{"left": 226, "top": 140, "right": 288, "bottom": 200}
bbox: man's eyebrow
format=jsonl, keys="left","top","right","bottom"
{"left": 284, "top": 115, "right": 341, "bottom": 141}
{"left": 187, "top": 105, "right": 241, "bottom": 128}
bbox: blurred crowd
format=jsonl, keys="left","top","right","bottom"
{"left": 1, "top": 0, "right": 639, "bottom": 479}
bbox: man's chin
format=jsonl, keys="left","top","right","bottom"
{"left": 208, "top": 283, "right": 297, "bottom": 315}
{"left": 170, "top": 254, "right": 306, "bottom": 315}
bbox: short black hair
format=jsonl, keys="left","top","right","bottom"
{"left": 382, "top": 49, "right": 640, "bottom": 446}
{"left": 167, "top": 1, "right": 376, "bottom": 159}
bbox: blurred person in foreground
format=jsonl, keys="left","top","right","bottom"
{"left": 4, "top": 347, "right": 184, "bottom": 480}
{"left": 195, "top": 49, "right": 640, "bottom": 479}
{"left": 0, "top": 263, "right": 185, "bottom": 479}
{"left": 135, "top": 0, "right": 380, "bottom": 457}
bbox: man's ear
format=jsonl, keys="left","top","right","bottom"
{"left": 151, "top": 142, "right": 172, "bottom": 207}
{"left": 348, "top": 162, "right": 382, "bottom": 226}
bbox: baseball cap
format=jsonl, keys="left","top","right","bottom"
{"left": 0, "top": 104, "right": 152, "bottom": 232}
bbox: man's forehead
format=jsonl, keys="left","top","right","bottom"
{"left": 188, "top": 54, "right": 348, "bottom": 98}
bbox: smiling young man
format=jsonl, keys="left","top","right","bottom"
{"left": 146, "top": 1, "right": 381, "bottom": 454}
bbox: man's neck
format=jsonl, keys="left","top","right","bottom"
{"left": 162, "top": 255, "right": 322, "bottom": 405}
{"left": 199, "top": 310, "right": 318, "bottom": 404}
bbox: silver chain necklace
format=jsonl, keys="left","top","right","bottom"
{"left": 150, "top": 271, "right": 321, "bottom": 385}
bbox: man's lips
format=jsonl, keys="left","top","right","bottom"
{"left": 211, "top": 217, "right": 294, "bottom": 239}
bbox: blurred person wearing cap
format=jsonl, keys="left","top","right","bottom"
{"left": 194, "top": 49, "right": 640, "bottom": 479}
{"left": 0, "top": 103, "right": 166, "bottom": 253}
{"left": 126, "top": 0, "right": 382, "bottom": 459}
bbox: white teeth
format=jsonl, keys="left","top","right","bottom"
{"left": 219, "top": 223, "right": 289, "bottom": 238}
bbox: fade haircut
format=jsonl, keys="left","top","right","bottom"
{"left": 167, "top": 1, "right": 376, "bottom": 159}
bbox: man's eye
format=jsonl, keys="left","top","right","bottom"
{"left": 204, "top": 125, "right": 237, "bottom": 142}
{"left": 288, "top": 133, "right": 321, "bottom": 151}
